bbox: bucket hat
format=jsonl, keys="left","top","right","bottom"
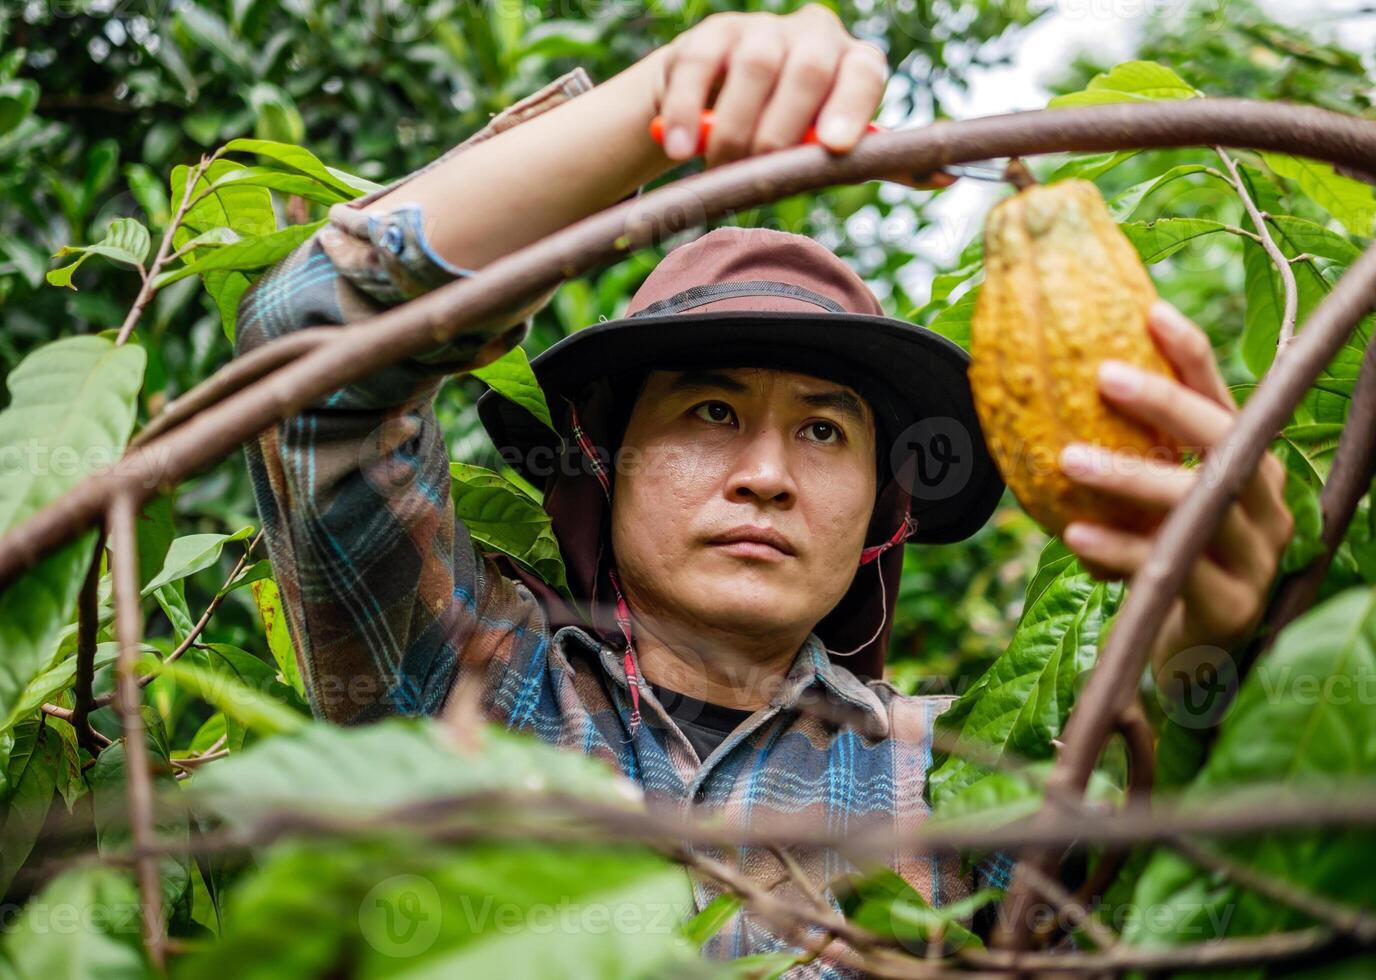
{"left": 477, "top": 226, "right": 1004, "bottom": 545}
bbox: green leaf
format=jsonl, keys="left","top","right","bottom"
{"left": 0, "top": 719, "right": 60, "bottom": 895}
{"left": 0, "top": 337, "right": 144, "bottom": 731}
{"left": 1106, "top": 164, "right": 1221, "bottom": 221}
{"left": 1277, "top": 444, "right": 1325, "bottom": 574}
{"left": 221, "top": 138, "right": 380, "bottom": 196}
{"left": 837, "top": 868, "right": 992, "bottom": 952}
{"left": 929, "top": 236, "right": 983, "bottom": 304}
{"left": 137, "top": 647, "right": 308, "bottom": 738}
{"left": 247, "top": 82, "right": 305, "bottom": 147}
{"left": 0, "top": 79, "right": 38, "bottom": 137}
{"left": 140, "top": 527, "right": 253, "bottom": 596}
{"left": 472, "top": 346, "right": 557, "bottom": 434}
{"left": 1263, "top": 215, "right": 1363, "bottom": 264}
{"left": 679, "top": 894, "right": 741, "bottom": 947}
{"left": 89, "top": 738, "right": 192, "bottom": 914}
{"left": 929, "top": 561, "right": 1122, "bottom": 812}
{"left": 1262, "top": 152, "right": 1376, "bottom": 237}
{"left": 4, "top": 643, "right": 120, "bottom": 738}
{"left": 177, "top": 837, "right": 692, "bottom": 980}
{"left": 135, "top": 492, "right": 176, "bottom": 590}
{"left": 250, "top": 578, "right": 305, "bottom": 698}
{"left": 1042, "top": 150, "right": 1141, "bottom": 183}
{"left": 201, "top": 166, "right": 351, "bottom": 205}
{"left": 927, "top": 285, "right": 978, "bottom": 351}
{"left": 451, "top": 462, "right": 570, "bottom": 596}
{"left": 46, "top": 218, "right": 152, "bottom": 290}
{"left": 1127, "top": 586, "right": 1376, "bottom": 947}
{"left": 151, "top": 221, "right": 322, "bottom": 289}
{"left": 1049, "top": 61, "right": 1200, "bottom": 108}
{"left": 189, "top": 719, "right": 642, "bottom": 831}
{"left": 1119, "top": 217, "right": 1233, "bottom": 264}
{"left": 0, "top": 867, "right": 145, "bottom": 979}
{"left": 176, "top": 4, "right": 252, "bottom": 77}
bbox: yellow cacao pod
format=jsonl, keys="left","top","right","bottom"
{"left": 968, "top": 178, "right": 1179, "bottom": 536}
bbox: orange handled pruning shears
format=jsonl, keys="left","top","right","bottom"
{"left": 648, "top": 111, "right": 1003, "bottom": 188}
{"left": 649, "top": 110, "right": 883, "bottom": 156}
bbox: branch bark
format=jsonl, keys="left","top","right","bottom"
{"left": 1260, "top": 332, "right": 1376, "bottom": 643}
{"left": 109, "top": 493, "right": 165, "bottom": 971}
{"left": 3, "top": 99, "right": 1376, "bottom": 589}
{"left": 70, "top": 530, "right": 106, "bottom": 752}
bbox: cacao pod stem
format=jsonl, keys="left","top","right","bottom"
{"left": 1003, "top": 157, "right": 1038, "bottom": 190}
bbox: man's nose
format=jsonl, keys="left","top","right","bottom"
{"left": 725, "top": 428, "right": 797, "bottom": 505}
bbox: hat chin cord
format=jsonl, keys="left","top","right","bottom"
{"left": 564, "top": 398, "right": 915, "bottom": 735}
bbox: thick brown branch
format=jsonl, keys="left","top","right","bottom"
{"left": 1261, "top": 332, "right": 1376, "bottom": 642}
{"left": 3, "top": 99, "right": 1376, "bottom": 590}
{"left": 109, "top": 494, "right": 165, "bottom": 971}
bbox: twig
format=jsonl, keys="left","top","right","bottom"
{"left": 39, "top": 703, "right": 113, "bottom": 749}
{"left": 1168, "top": 836, "right": 1376, "bottom": 944}
{"left": 968, "top": 926, "right": 1349, "bottom": 973}
{"left": 115, "top": 155, "right": 217, "bottom": 347}
{"left": 70, "top": 530, "right": 106, "bottom": 752}
{"left": 1216, "top": 146, "right": 1301, "bottom": 356}
{"left": 1016, "top": 860, "right": 1119, "bottom": 953}
{"left": 91, "top": 530, "right": 263, "bottom": 709}
{"left": 6, "top": 98, "right": 1376, "bottom": 588}
{"left": 108, "top": 493, "right": 165, "bottom": 972}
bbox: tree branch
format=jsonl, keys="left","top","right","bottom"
{"left": 70, "top": 530, "right": 106, "bottom": 752}
{"left": 4, "top": 99, "right": 1376, "bottom": 589}
{"left": 109, "top": 493, "right": 165, "bottom": 971}
{"left": 1258, "top": 332, "right": 1376, "bottom": 643}
{"left": 1168, "top": 836, "right": 1376, "bottom": 945}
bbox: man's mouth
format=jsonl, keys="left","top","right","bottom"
{"left": 705, "top": 525, "right": 798, "bottom": 561}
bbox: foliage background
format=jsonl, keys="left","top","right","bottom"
{"left": 1, "top": 0, "right": 1375, "bottom": 975}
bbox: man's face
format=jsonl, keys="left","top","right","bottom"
{"left": 610, "top": 366, "right": 878, "bottom": 649}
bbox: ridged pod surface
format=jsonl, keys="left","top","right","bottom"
{"left": 968, "top": 178, "right": 1179, "bottom": 536}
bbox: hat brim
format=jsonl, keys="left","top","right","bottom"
{"left": 475, "top": 310, "right": 1005, "bottom": 544}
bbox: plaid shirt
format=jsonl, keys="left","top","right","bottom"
{"left": 235, "top": 68, "right": 1009, "bottom": 975}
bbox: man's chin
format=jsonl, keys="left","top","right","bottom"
{"left": 678, "top": 579, "right": 806, "bottom": 635}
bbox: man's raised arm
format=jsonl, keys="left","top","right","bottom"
{"left": 232, "top": 8, "right": 891, "bottom": 723}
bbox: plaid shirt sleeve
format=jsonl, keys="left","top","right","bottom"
{"left": 233, "top": 69, "right": 595, "bottom": 724}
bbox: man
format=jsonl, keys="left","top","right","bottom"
{"left": 235, "top": 6, "right": 1294, "bottom": 970}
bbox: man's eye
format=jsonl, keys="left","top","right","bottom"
{"left": 692, "top": 401, "right": 736, "bottom": 425}
{"left": 804, "top": 421, "right": 842, "bottom": 445}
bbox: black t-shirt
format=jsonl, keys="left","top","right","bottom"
{"left": 649, "top": 682, "right": 755, "bottom": 763}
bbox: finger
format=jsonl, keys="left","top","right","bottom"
{"left": 1061, "top": 443, "right": 1275, "bottom": 583}
{"left": 811, "top": 41, "right": 888, "bottom": 153}
{"left": 659, "top": 25, "right": 733, "bottom": 160}
{"left": 706, "top": 30, "right": 785, "bottom": 166}
{"left": 1064, "top": 522, "right": 1258, "bottom": 638}
{"left": 1098, "top": 360, "right": 1235, "bottom": 452}
{"left": 1147, "top": 300, "right": 1234, "bottom": 409}
{"left": 751, "top": 37, "right": 843, "bottom": 153}
{"left": 1100, "top": 360, "right": 1298, "bottom": 527}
